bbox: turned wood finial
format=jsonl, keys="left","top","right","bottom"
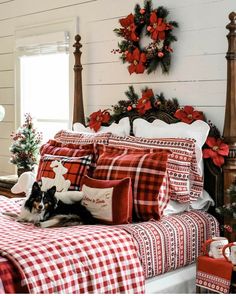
{"left": 72, "top": 34, "right": 85, "bottom": 125}
{"left": 73, "top": 34, "right": 82, "bottom": 54}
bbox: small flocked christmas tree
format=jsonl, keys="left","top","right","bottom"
{"left": 10, "top": 113, "right": 42, "bottom": 175}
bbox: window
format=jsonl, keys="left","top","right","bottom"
{"left": 16, "top": 31, "right": 71, "bottom": 142}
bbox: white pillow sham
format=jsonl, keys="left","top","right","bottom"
{"left": 133, "top": 118, "right": 210, "bottom": 175}
{"left": 73, "top": 117, "right": 130, "bottom": 137}
{"left": 163, "top": 189, "right": 215, "bottom": 216}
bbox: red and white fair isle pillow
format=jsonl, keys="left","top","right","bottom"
{"left": 54, "top": 130, "right": 111, "bottom": 145}
{"left": 93, "top": 145, "right": 171, "bottom": 221}
{"left": 37, "top": 154, "right": 93, "bottom": 191}
{"left": 81, "top": 175, "right": 133, "bottom": 225}
{"left": 108, "top": 135, "right": 203, "bottom": 203}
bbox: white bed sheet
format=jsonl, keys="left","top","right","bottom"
{"left": 145, "top": 263, "right": 196, "bottom": 294}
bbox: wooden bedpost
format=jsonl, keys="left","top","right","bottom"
{"left": 223, "top": 12, "right": 236, "bottom": 191}
{"left": 73, "top": 34, "right": 85, "bottom": 125}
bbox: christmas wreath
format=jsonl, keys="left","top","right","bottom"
{"left": 88, "top": 86, "right": 229, "bottom": 168}
{"left": 113, "top": 0, "right": 178, "bottom": 75}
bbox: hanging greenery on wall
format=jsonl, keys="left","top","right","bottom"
{"left": 113, "top": 0, "right": 178, "bottom": 75}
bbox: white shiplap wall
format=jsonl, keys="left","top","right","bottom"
{"left": 0, "top": 0, "right": 234, "bottom": 175}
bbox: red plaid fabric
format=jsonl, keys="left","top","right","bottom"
{"left": 40, "top": 139, "right": 94, "bottom": 157}
{"left": 37, "top": 154, "right": 92, "bottom": 191}
{"left": 54, "top": 130, "right": 111, "bottom": 145}
{"left": 108, "top": 135, "right": 203, "bottom": 203}
{"left": 0, "top": 257, "right": 27, "bottom": 294}
{"left": 120, "top": 211, "right": 220, "bottom": 279}
{"left": 0, "top": 196, "right": 145, "bottom": 294}
{"left": 93, "top": 145, "right": 171, "bottom": 221}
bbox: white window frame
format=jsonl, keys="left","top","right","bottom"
{"left": 15, "top": 18, "right": 77, "bottom": 131}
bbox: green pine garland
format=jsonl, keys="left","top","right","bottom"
{"left": 10, "top": 114, "right": 42, "bottom": 170}
{"left": 110, "top": 85, "right": 179, "bottom": 123}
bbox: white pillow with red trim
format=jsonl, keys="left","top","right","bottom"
{"left": 73, "top": 117, "right": 130, "bottom": 137}
{"left": 133, "top": 118, "right": 210, "bottom": 176}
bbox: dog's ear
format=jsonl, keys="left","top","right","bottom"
{"left": 48, "top": 185, "right": 56, "bottom": 197}
{"left": 32, "top": 181, "right": 41, "bottom": 193}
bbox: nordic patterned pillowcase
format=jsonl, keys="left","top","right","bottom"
{"left": 54, "top": 130, "right": 111, "bottom": 145}
{"left": 37, "top": 154, "right": 93, "bottom": 191}
{"left": 93, "top": 145, "right": 171, "bottom": 222}
{"left": 108, "top": 135, "right": 203, "bottom": 203}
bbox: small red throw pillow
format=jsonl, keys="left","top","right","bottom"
{"left": 81, "top": 175, "right": 133, "bottom": 225}
{"left": 37, "top": 154, "right": 92, "bottom": 191}
{"left": 93, "top": 145, "right": 171, "bottom": 221}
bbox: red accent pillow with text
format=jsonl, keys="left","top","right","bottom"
{"left": 93, "top": 145, "right": 171, "bottom": 221}
{"left": 81, "top": 175, "right": 133, "bottom": 225}
{"left": 37, "top": 154, "right": 92, "bottom": 191}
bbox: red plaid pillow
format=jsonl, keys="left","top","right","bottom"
{"left": 108, "top": 135, "right": 203, "bottom": 203}
{"left": 93, "top": 145, "right": 171, "bottom": 221}
{"left": 40, "top": 139, "right": 94, "bottom": 157}
{"left": 39, "top": 139, "right": 96, "bottom": 173}
{"left": 37, "top": 154, "right": 92, "bottom": 191}
{"left": 54, "top": 130, "right": 111, "bottom": 145}
{"left": 81, "top": 175, "right": 133, "bottom": 225}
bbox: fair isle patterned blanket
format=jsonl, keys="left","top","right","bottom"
{"left": 0, "top": 196, "right": 219, "bottom": 293}
{"left": 0, "top": 196, "right": 144, "bottom": 294}
{"left": 120, "top": 210, "right": 219, "bottom": 279}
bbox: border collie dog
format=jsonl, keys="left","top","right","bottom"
{"left": 18, "top": 182, "right": 96, "bottom": 227}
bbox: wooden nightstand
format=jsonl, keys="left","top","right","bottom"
{"left": 0, "top": 175, "right": 25, "bottom": 198}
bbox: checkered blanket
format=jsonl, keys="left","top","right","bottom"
{"left": 0, "top": 196, "right": 144, "bottom": 294}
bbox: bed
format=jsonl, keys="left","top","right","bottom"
{"left": 0, "top": 12, "right": 235, "bottom": 294}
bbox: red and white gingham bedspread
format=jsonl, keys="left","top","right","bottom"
{"left": 0, "top": 196, "right": 144, "bottom": 294}
{"left": 120, "top": 211, "right": 219, "bottom": 279}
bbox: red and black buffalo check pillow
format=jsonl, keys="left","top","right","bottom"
{"left": 37, "top": 154, "right": 92, "bottom": 191}
{"left": 93, "top": 145, "right": 171, "bottom": 221}
{"left": 108, "top": 135, "right": 203, "bottom": 203}
{"left": 39, "top": 139, "right": 96, "bottom": 172}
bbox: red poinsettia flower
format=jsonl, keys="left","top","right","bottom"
{"left": 174, "top": 106, "right": 204, "bottom": 124}
{"left": 136, "top": 89, "right": 154, "bottom": 114}
{"left": 89, "top": 109, "right": 111, "bottom": 132}
{"left": 148, "top": 12, "right": 168, "bottom": 40}
{"left": 203, "top": 137, "right": 229, "bottom": 167}
{"left": 126, "top": 48, "right": 147, "bottom": 74}
{"left": 119, "top": 13, "right": 138, "bottom": 42}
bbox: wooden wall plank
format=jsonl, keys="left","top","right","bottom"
{"left": 0, "top": 53, "right": 14, "bottom": 70}
{"left": 0, "top": 71, "right": 14, "bottom": 87}
{"left": 83, "top": 54, "right": 226, "bottom": 85}
{"left": 0, "top": 19, "right": 14, "bottom": 37}
{"left": 0, "top": 1, "right": 14, "bottom": 20}
{"left": 0, "top": 36, "right": 14, "bottom": 54}
{"left": 0, "top": 138, "right": 12, "bottom": 156}
{"left": 0, "top": 122, "right": 14, "bottom": 138}
{"left": 0, "top": 156, "right": 15, "bottom": 175}
{"left": 14, "top": 0, "right": 97, "bottom": 17}
{"left": 0, "top": 88, "right": 14, "bottom": 104}
{"left": 83, "top": 27, "right": 227, "bottom": 65}
{"left": 84, "top": 80, "right": 226, "bottom": 108}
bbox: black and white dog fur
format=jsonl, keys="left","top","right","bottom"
{"left": 18, "top": 182, "right": 96, "bottom": 228}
